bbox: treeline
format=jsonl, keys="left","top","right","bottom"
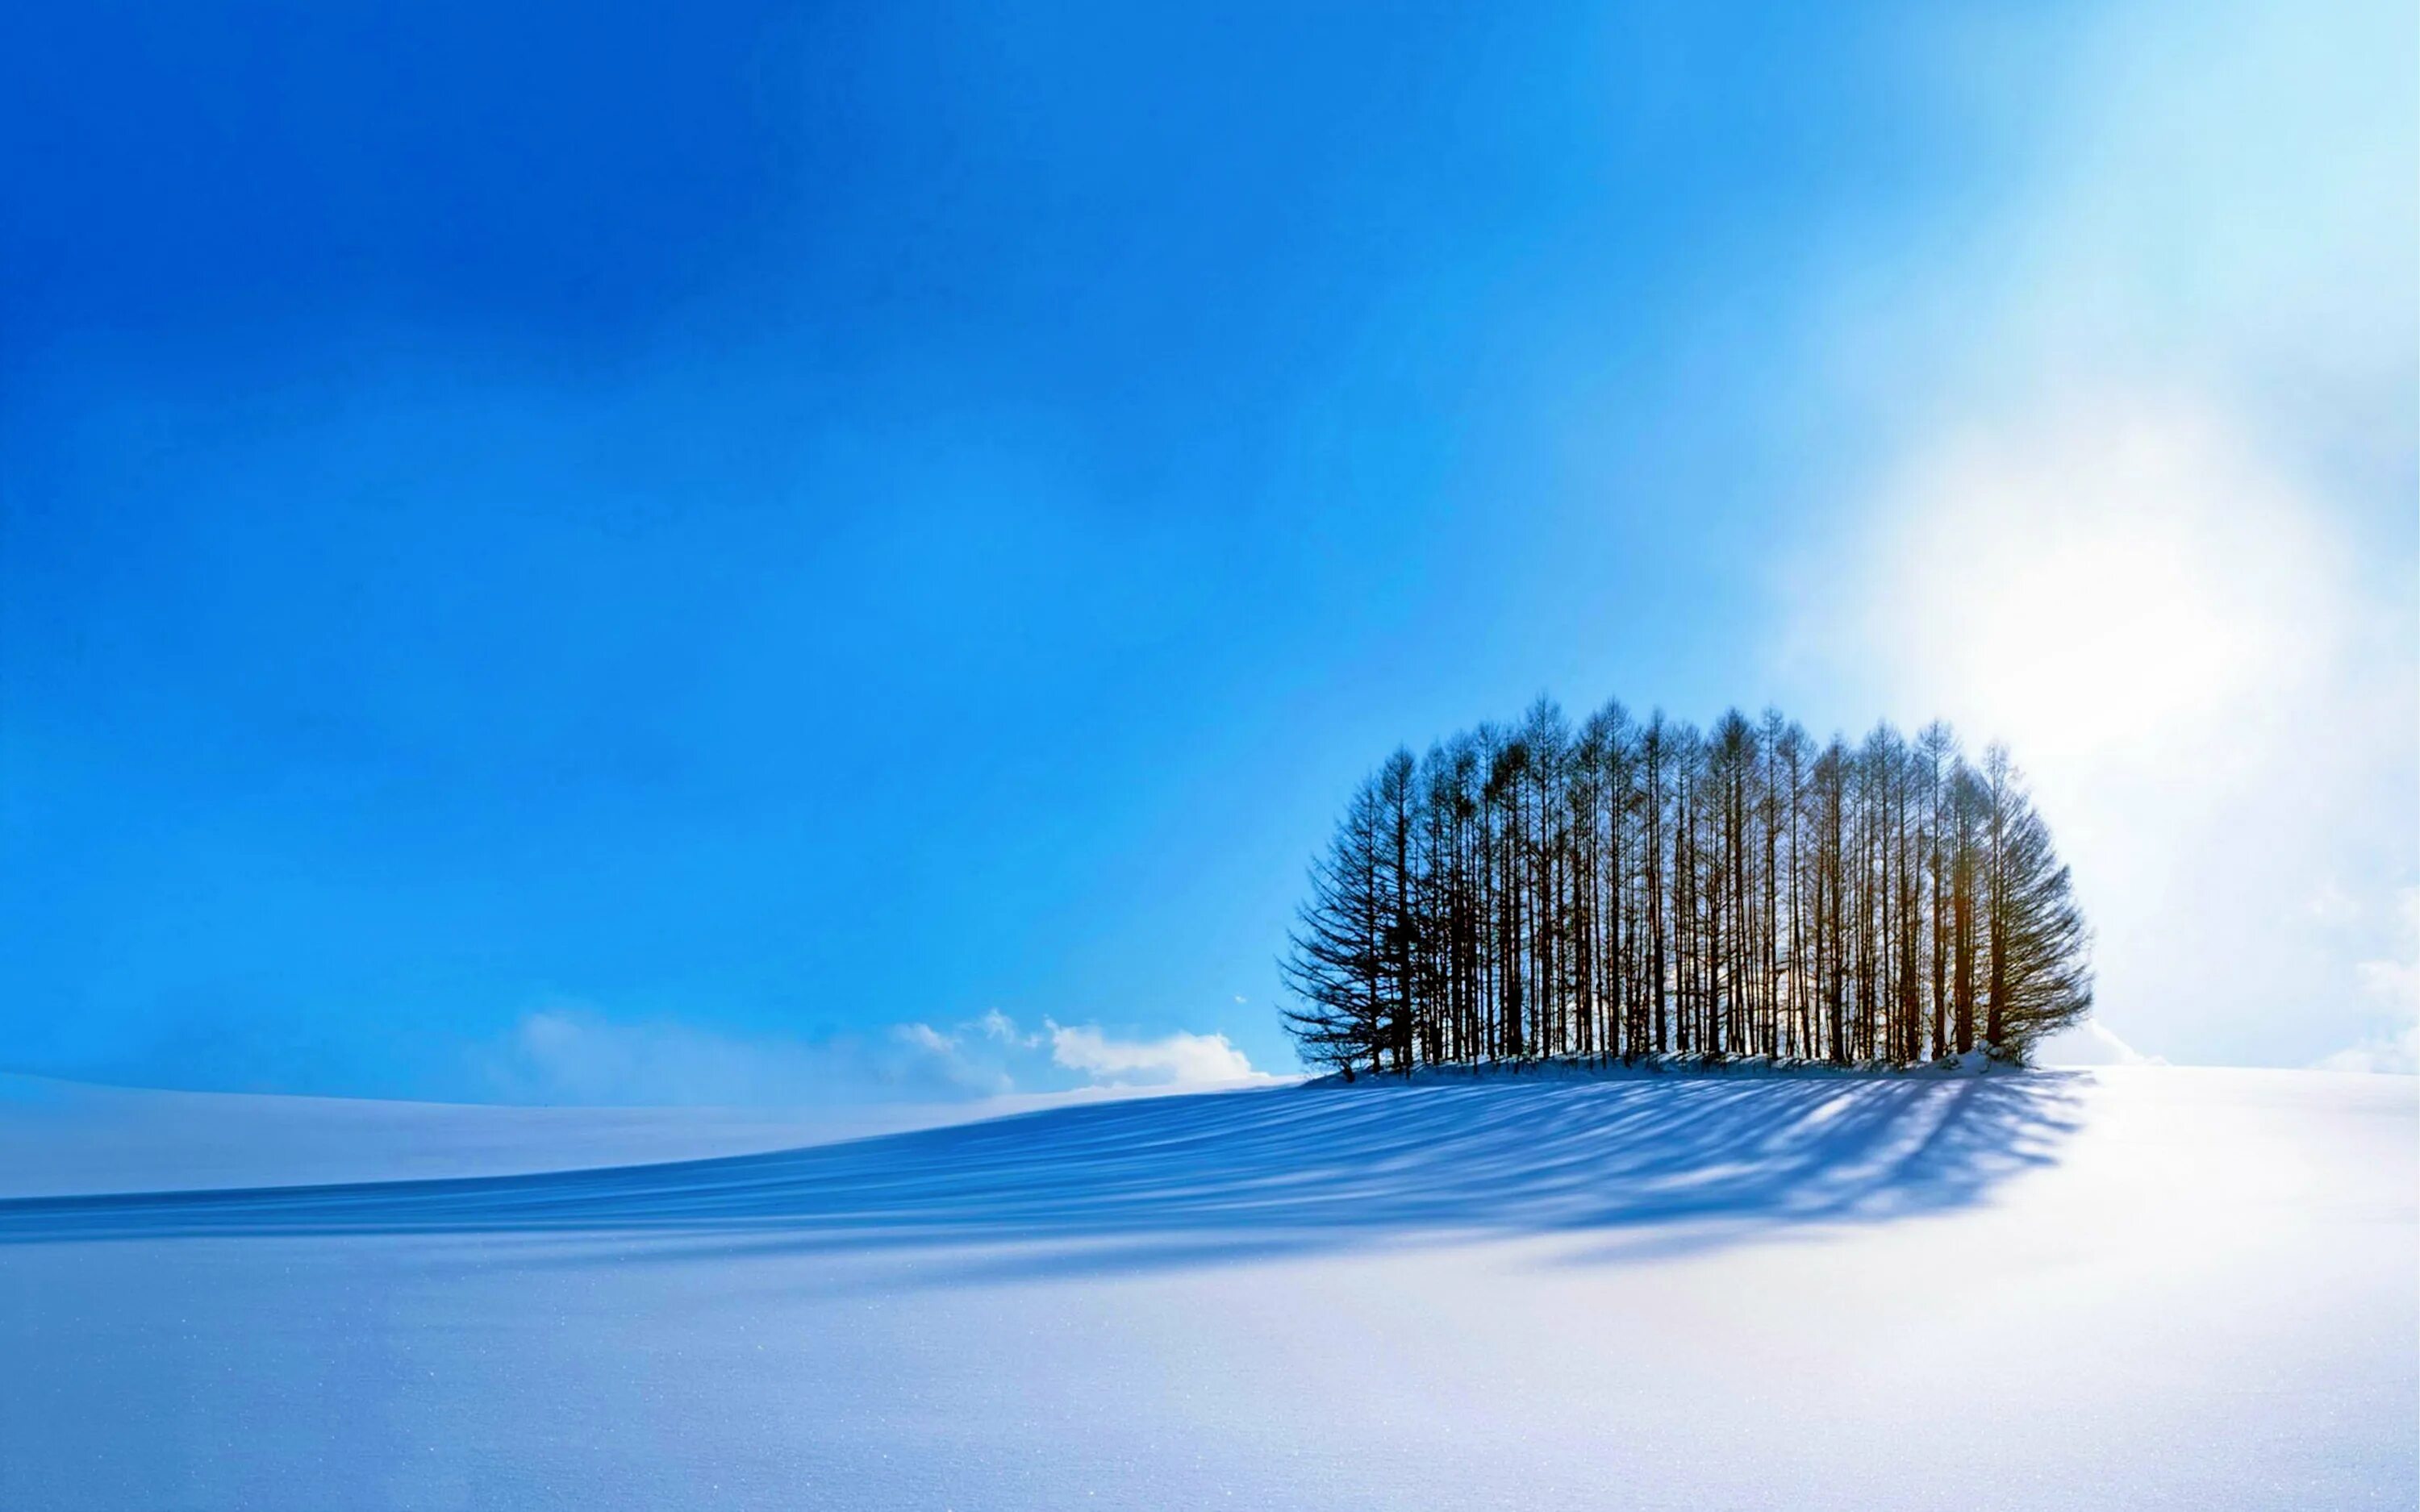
{"left": 1282, "top": 698, "right": 2091, "bottom": 1077}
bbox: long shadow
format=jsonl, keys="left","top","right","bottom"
{"left": 0, "top": 1073, "right": 2084, "bottom": 1274}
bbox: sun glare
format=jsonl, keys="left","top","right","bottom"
{"left": 1884, "top": 406, "right": 2329, "bottom": 769}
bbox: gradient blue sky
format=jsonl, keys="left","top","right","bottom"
{"left": 5, "top": 0, "right": 2414, "bottom": 1101}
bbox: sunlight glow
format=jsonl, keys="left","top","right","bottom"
{"left": 1876, "top": 403, "right": 2330, "bottom": 769}
{"left": 1808, "top": 392, "right": 2412, "bottom": 1069}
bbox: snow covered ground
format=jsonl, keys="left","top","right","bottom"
{"left": 0, "top": 1065, "right": 2410, "bottom": 1510}
{"left": 0, "top": 1072, "right": 1180, "bottom": 1198}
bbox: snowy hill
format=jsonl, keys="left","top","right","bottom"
{"left": 0, "top": 1070, "right": 1183, "bottom": 1198}
{"left": 1, "top": 1066, "right": 2410, "bottom": 1510}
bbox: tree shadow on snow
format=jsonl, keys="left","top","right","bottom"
{"left": 0, "top": 1072, "right": 2084, "bottom": 1278}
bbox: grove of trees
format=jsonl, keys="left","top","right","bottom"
{"left": 1281, "top": 698, "right": 2092, "bottom": 1077}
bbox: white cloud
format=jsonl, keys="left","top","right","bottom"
{"left": 2316, "top": 1035, "right": 2420, "bottom": 1077}
{"left": 975, "top": 1009, "right": 1040, "bottom": 1048}
{"left": 1047, "top": 1023, "right": 1266, "bottom": 1088}
{"left": 2316, "top": 889, "right": 2420, "bottom": 1074}
{"left": 474, "top": 1004, "right": 1267, "bottom": 1105}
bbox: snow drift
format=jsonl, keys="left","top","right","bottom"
{"left": 0, "top": 1066, "right": 2410, "bottom": 1510}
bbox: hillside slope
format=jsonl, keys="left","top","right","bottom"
{"left": 0, "top": 1067, "right": 2410, "bottom": 1510}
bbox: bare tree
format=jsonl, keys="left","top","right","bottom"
{"left": 1282, "top": 699, "right": 2093, "bottom": 1075}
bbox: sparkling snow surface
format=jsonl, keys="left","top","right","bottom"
{"left": 1, "top": 1067, "right": 2410, "bottom": 1510}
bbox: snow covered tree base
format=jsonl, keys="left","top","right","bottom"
{"left": 1303, "top": 1043, "right": 2033, "bottom": 1087}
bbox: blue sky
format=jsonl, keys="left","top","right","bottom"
{"left": 4, "top": 0, "right": 2414, "bottom": 1100}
